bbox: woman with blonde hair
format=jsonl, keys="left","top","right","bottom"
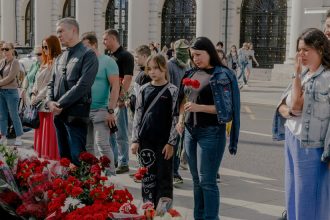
{"left": 31, "top": 35, "right": 62, "bottom": 160}
{"left": 0, "top": 42, "right": 24, "bottom": 145}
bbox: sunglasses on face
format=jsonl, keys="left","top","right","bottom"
{"left": 35, "top": 53, "right": 42, "bottom": 56}
{"left": 42, "top": 46, "right": 48, "bottom": 50}
{"left": 1, "top": 48, "right": 10, "bottom": 51}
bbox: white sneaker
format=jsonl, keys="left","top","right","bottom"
{"left": 14, "top": 137, "right": 22, "bottom": 146}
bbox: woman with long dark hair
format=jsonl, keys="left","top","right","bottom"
{"left": 273, "top": 28, "right": 330, "bottom": 219}
{"left": 176, "top": 37, "right": 240, "bottom": 220}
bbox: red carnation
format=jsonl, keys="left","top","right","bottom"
{"left": 134, "top": 173, "right": 142, "bottom": 181}
{"left": 182, "top": 78, "right": 192, "bottom": 86}
{"left": 79, "top": 152, "right": 99, "bottom": 165}
{"left": 168, "top": 208, "right": 181, "bottom": 217}
{"left": 71, "top": 186, "right": 83, "bottom": 197}
{"left": 138, "top": 167, "right": 148, "bottom": 176}
{"left": 60, "top": 158, "right": 71, "bottom": 167}
{"left": 99, "top": 156, "right": 111, "bottom": 168}
{"left": 91, "top": 164, "right": 102, "bottom": 176}
{"left": 191, "top": 79, "right": 201, "bottom": 89}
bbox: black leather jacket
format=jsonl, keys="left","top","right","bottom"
{"left": 46, "top": 42, "right": 98, "bottom": 118}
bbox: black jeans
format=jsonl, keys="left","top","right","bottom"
{"left": 139, "top": 141, "right": 173, "bottom": 206}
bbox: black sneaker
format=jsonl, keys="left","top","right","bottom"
{"left": 173, "top": 175, "right": 183, "bottom": 184}
{"left": 216, "top": 173, "right": 221, "bottom": 183}
{"left": 116, "top": 165, "right": 129, "bottom": 174}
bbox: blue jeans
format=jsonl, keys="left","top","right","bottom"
{"left": 110, "top": 107, "right": 129, "bottom": 166}
{"left": 184, "top": 125, "right": 226, "bottom": 220}
{"left": 238, "top": 61, "right": 248, "bottom": 84}
{"left": 0, "top": 89, "right": 23, "bottom": 137}
{"left": 54, "top": 116, "right": 88, "bottom": 165}
{"left": 285, "top": 128, "right": 328, "bottom": 220}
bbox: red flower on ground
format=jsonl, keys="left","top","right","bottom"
{"left": 60, "top": 158, "right": 71, "bottom": 167}
{"left": 91, "top": 164, "right": 101, "bottom": 176}
{"left": 71, "top": 186, "right": 83, "bottom": 197}
{"left": 99, "top": 156, "right": 111, "bottom": 168}
{"left": 168, "top": 208, "right": 181, "bottom": 217}
{"left": 137, "top": 167, "right": 148, "bottom": 176}
{"left": 79, "top": 152, "right": 99, "bottom": 165}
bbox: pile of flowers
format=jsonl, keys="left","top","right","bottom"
{"left": 0, "top": 147, "right": 182, "bottom": 219}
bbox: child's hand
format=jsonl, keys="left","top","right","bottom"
{"left": 162, "top": 144, "right": 174, "bottom": 160}
{"left": 131, "top": 143, "right": 140, "bottom": 155}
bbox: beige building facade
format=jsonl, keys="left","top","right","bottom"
{"left": 0, "top": 0, "right": 329, "bottom": 68}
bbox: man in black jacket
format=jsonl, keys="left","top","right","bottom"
{"left": 46, "top": 18, "right": 98, "bottom": 165}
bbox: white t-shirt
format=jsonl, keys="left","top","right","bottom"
{"left": 285, "top": 74, "right": 312, "bottom": 138}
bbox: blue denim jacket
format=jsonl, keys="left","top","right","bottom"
{"left": 272, "top": 65, "right": 330, "bottom": 162}
{"left": 210, "top": 66, "right": 240, "bottom": 154}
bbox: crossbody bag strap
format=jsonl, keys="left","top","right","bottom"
{"left": 141, "top": 83, "right": 170, "bottom": 122}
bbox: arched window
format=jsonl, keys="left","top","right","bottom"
{"left": 105, "top": 0, "right": 129, "bottom": 48}
{"left": 240, "top": 0, "right": 287, "bottom": 68}
{"left": 63, "top": 0, "right": 76, "bottom": 18}
{"left": 161, "top": 0, "right": 196, "bottom": 48}
{"left": 25, "top": 0, "right": 34, "bottom": 46}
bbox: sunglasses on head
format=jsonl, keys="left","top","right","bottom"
{"left": 1, "top": 48, "right": 10, "bottom": 51}
{"left": 35, "top": 53, "right": 42, "bottom": 56}
{"left": 42, "top": 46, "right": 48, "bottom": 50}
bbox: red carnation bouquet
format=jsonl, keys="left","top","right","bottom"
{"left": 181, "top": 78, "right": 201, "bottom": 126}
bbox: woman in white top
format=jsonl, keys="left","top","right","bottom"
{"left": 245, "top": 43, "right": 259, "bottom": 84}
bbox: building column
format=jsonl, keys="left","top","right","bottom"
{"left": 196, "top": 0, "right": 221, "bottom": 44}
{"left": 76, "top": 0, "right": 94, "bottom": 37}
{"left": 127, "top": 0, "right": 149, "bottom": 51}
{"left": 286, "top": 0, "right": 302, "bottom": 63}
{"left": 35, "top": 0, "right": 52, "bottom": 45}
{"left": 1, "top": 0, "right": 16, "bottom": 42}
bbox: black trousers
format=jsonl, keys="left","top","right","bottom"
{"left": 139, "top": 141, "right": 173, "bottom": 207}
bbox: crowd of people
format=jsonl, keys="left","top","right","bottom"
{"left": 1, "top": 14, "right": 330, "bottom": 220}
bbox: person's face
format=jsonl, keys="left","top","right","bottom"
{"left": 42, "top": 40, "right": 49, "bottom": 56}
{"left": 56, "top": 23, "right": 74, "bottom": 47}
{"left": 102, "top": 33, "right": 114, "bottom": 51}
{"left": 82, "top": 39, "right": 96, "bottom": 51}
{"left": 216, "top": 45, "right": 223, "bottom": 51}
{"left": 1, "top": 43, "right": 13, "bottom": 59}
{"left": 34, "top": 47, "right": 42, "bottom": 62}
{"left": 217, "top": 50, "right": 224, "bottom": 59}
{"left": 324, "top": 18, "right": 330, "bottom": 40}
{"left": 231, "top": 46, "right": 236, "bottom": 53}
{"left": 147, "top": 59, "right": 165, "bottom": 82}
{"left": 297, "top": 40, "right": 322, "bottom": 68}
{"left": 135, "top": 53, "right": 147, "bottom": 67}
{"left": 190, "top": 48, "right": 211, "bottom": 69}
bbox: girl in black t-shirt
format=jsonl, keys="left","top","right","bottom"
{"left": 131, "top": 54, "right": 178, "bottom": 206}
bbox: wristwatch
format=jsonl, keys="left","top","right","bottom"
{"left": 107, "top": 108, "right": 114, "bottom": 114}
